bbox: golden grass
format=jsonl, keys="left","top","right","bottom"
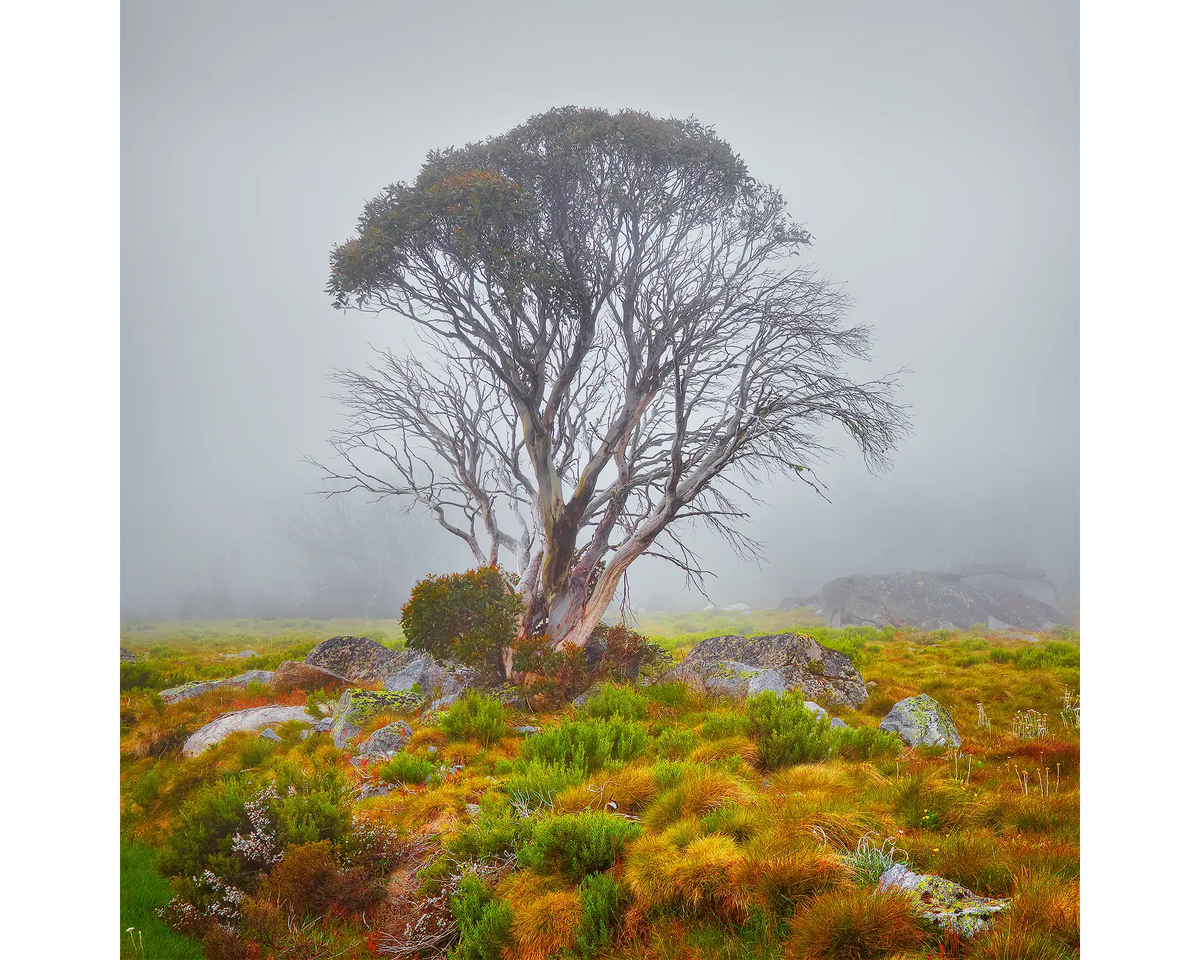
{"left": 782, "top": 888, "right": 930, "bottom": 960}
{"left": 506, "top": 888, "right": 582, "bottom": 960}
{"left": 688, "top": 736, "right": 759, "bottom": 767}
{"left": 624, "top": 833, "right": 752, "bottom": 924}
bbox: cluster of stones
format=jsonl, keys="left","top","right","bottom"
{"left": 173, "top": 636, "right": 478, "bottom": 757}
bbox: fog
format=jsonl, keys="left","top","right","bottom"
{"left": 121, "top": 0, "right": 1078, "bottom": 620}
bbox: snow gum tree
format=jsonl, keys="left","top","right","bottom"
{"left": 326, "top": 107, "right": 907, "bottom": 655}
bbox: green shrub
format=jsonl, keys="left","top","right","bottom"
{"left": 162, "top": 766, "right": 353, "bottom": 887}
{"left": 829, "top": 725, "right": 903, "bottom": 762}
{"left": 503, "top": 758, "right": 589, "bottom": 809}
{"left": 1014, "top": 642, "right": 1080, "bottom": 671}
{"left": 989, "top": 649, "right": 1015, "bottom": 665}
{"left": 238, "top": 734, "right": 276, "bottom": 768}
{"left": 746, "top": 691, "right": 834, "bottom": 769}
{"left": 517, "top": 810, "right": 643, "bottom": 881}
{"left": 652, "top": 727, "right": 699, "bottom": 760}
{"left": 131, "top": 770, "right": 161, "bottom": 807}
{"left": 447, "top": 799, "right": 534, "bottom": 861}
{"left": 579, "top": 683, "right": 649, "bottom": 721}
{"left": 643, "top": 682, "right": 692, "bottom": 708}
{"left": 441, "top": 690, "right": 508, "bottom": 746}
{"left": 574, "top": 872, "right": 625, "bottom": 959}
{"left": 380, "top": 752, "right": 435, "bottom": 786}
{"left": 521, "top": 717, "right": 649, "bottom": 772}
{"left": 402, "top": 566, "right": 523, "bottom": 676}
{"left": 700, "top": 711, "right": 751, "bottom": 740}
{"left": 120, "top": 661, "right": 162, "bottom": 691}
{"left": 449, "top": 874, "right": 513, "bottom": 960}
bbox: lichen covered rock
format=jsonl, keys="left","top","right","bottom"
{"left": 879, "top": 693, "right": 961, "bottom": 747}
{"left": 181, "top": 705, "right": 313, "bottom": 756}
{"left": 160, "top": 669, "right": 275, "bottom": 704}
{"left": 664, "top": 633, "right": 867, "bottom": 706}
{"left": 359, "top": 720, "right": 415, "bottom": 759}
{"left": 329, "top": 688, "right": 422, "bottom": 749}
{"left": 877, "top": 863, "right": 1007, "bottom": 936}
{"left": 304, "top": 636, "right": 408, "bottom": 683}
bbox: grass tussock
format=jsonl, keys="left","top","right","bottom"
{"left": 782, "top": 888, "right": 930, "bottom": 960}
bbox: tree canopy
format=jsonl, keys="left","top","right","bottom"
{"left": 326, "top": 107, "right": 907, "bottom": 653}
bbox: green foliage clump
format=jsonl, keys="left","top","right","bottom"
{"left": 746, "top": 691, "right": 834, "bottom": 768}
{"left": 1014, "top": 642, "right": 1080, "bottom": 671}
{"left": 518, "top": 810, "right": 643, "bottom": 881}
{"left": 521, "top": 717, "right": 649, "bottom": 773}
{"left": 238, "top": 734, "right": 276, "bottom": 768}
{"left": 401, "top": 566, "right": 522, "bottom": 676}
{"left": 841, "top": 833, "right": 907, "bottom": 887}
{"left": 829, "top": 725, "right": 902, "bottom": 762}
{"left": 380, "top": 752, "right": 435, "bottom": 786}
{"left": 161, "top": 765, "right": 351, "bottom": 888}
{"left": 440, "top": 690, "right": 508, "bottom": 746}
{"left": 643, "top": 682, "right": 692, "bottom": 708}
{"left": 652, "top": 726, "right": 699, "bottom": 760}
{"left": 447, "top": 799, "right": 534, "bottom": 862}
{"left": 131, "top": 770, "right": 161, "bottom": 808}
{"left": 502, "top": 758, "right": 589, "bottom": 809}
{"left": 700, "top": 711, "right": 751, "bottom": 740}
{"left": 574, "top": 872, "right": 626, "bottom": 959}
{"left": 449, "top": 874, "right": 513, "bottom": 960}
{"left": 579, "top": 683, "right": 649, "bottom": 721}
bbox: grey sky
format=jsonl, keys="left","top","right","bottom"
{"left": 121, "top": 0, "right": 1078, "bottom": 617}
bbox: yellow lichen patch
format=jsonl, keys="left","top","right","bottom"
{"left": 505, "top": 888, "right": 582, "bottom": 960}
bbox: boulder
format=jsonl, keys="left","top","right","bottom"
{"left": 665, "top": 633, "right": 868, "bottom": 706}
{"left": 878, "top": 864, "right": 1007, "bottom": 936}
{"left": 220, "top": 649, "right": 259, "bottom": 660}
{"left": 953, "top": 560, "right": 1061, "bottom": 610}
{"left": 879, "top": 694, "right": 961, "bottom": 748}
{"left": 830, "top": 717, "right": 848, "bottom": 730}
{"left": 359, "top": 720, "right": 415, "bottom": 759}
{"left": 821, "top": 571, "right": 1067, "bottom": 632}
{"left": 181, "top": 705, "right": 313, "bottom": 756}
{"left": 259, "top": 728, "right": 282, "bottom": 742}
{"left": 270, "top": 660, "right": 350, "bottom": 693}
{"left": 330, "top": 688, "right": 422, "bottom": 749}
{"left": 120, "top": 647, "right": 137, "bottom": 663}
{"left": 160, "top": 670, "right": 275, "bottom": 704}
{"left": 703, "top": 662, "right": 787, "bottom": 698}
{"left": 779, "top": 595, "right": 822, "bottom": 612}
{"left": 304, "top": 636, "right": 408, "bottom": 684}
{"left": 383, "top": 650, "right": 478, "bottom": 704}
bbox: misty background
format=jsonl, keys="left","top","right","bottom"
{"left": 120, "top": 0, "right": 1079, "bottom": 621}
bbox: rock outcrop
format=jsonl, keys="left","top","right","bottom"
{"left": 181, "top": 705, "right": 313, "bottom": 756}
{"left": 359, "top": 720, "right": 415, "bottom": 759}
{"left": 779, "top": 595, "right": 822, "bottom": 612}
{"left": 878, "top": 864, "right": 1007, "bottom": 936}
{"left": 304, "top": 636, "right": 477, "bottom": 704}
{"left": 821, "top": 571, "right": 1067, "bottom": 632}
{"left": 665, "top": 633, "right": 868, "bottom": 706}
{"left": 120, "top": 647, "right": 137, "bottom": 663}
{"left": 270, "top": 660, "right": 350, "bottom": 693}
{"left": 879, "top": 694, "right": 961, "bottom": 748}
{"left": 329, "top": 688, "right": 423, "bottom": 749}
{"left": 953, "top": 560, "right": 1060, "bottom": 610}
{"left": 160, "top": 670, "right": 275, "bottom": 704}
{"left": 304, "top": 636, "right": 407, "bottom": 683}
